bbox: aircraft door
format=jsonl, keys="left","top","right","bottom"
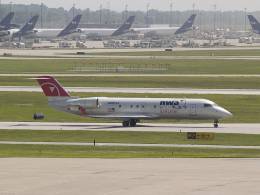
{"left": 190, "top": 104, "right": 197, "bottom": 116}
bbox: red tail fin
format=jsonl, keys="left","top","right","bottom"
{"left": 37, "top": 76, "right": 70, "bottom": 97}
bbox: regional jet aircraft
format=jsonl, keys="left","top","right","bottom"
{"left": 248, "top": 15, "right": 260, "bottom": 34}
{"left": 36, "top": 76, "right": 232, "bottom": 128}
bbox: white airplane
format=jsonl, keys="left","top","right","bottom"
{"left": 36, "top": 76, "right": 232, "bottom": 128}
{"left": 79, "top": 14, "right": 197, "bottom": 37}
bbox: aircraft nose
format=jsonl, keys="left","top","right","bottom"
{"left": 216, "top": 107, "right": 233, "bottom": 118}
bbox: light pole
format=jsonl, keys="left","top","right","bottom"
{"left": 170, "top": 1, "right": 173, "bottom": 27}
{"left": 244, "top": 8, "right": 247, "bottom": 32}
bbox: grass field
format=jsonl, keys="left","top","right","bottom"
{"left": 1, "top": 144, "right": 260, "bottom": 158}
{"left": 1, "top": 130, "right": 260, "bottom": 146}
{"left": 0, "top": 91, "right": 260, "bottom": 123}
{"left": 3, "top": 76, "right": 260, "bottom": 89}
{"left": 88, "top": 49, "right": 260, "bottom": 57}
{"left": 1, "top": 58, "right": 260, "bottom": 75}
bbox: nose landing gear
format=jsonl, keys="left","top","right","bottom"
{"left": 214, "top": 120, "right": 219, "bottom": 128}
{"left": 122, "top": 119, "right": 138, "bottom": 127}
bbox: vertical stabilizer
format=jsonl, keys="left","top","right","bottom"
{"left": 175, "top": 14, "right": 197, "bottom": 35}
{"left": 37, "top": 76, "right": 70, "bottom": 97}
{"left": 248, "top": 15, "right": 260, "bottom": 34}
{"left": 57, "top": 14, "right": 82, "bottom": 37}
{"left": 112, "top": 16, "right": 135, "bottom": 36}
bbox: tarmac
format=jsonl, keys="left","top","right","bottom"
{"left": 1, "top": 122, "right": 260, "bottom": 134}
{"left": 2, "top": 86, "right": 260, "bottom": 95}
{"left": 0, "top": 158, "right": 260, "bottom": 195}
{"left": 1, "top": 141, "right": 260, "bottom": 149}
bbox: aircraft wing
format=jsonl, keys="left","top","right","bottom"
{"left": 88, "top": 114, "right": 158, "bottom": 120}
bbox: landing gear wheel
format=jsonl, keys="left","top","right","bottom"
{"left": 214, "top": 120, "right": 219, "bottom": 128}
{"left": 130, "top": 120, "right": 137, "bottom": 127}
{"left": 122, "top": 121, "right": 130, "bottom": 127}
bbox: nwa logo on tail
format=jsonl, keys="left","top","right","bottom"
{"left": 57, "top": 14, "right": 82, "bottom": 37}
{"left": 175, "top": 14, "right": 197, "bottom": 35}
{"left": 37, "top": 76, "right": 70, "bottom": 97}
{"left": 248, "top": 15, "right": 260, "bottom": 34}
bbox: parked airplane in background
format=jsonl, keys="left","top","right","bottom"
{"left": 80, "top": 15, "right": 136, "bottom": 37}
{"left": 35, "top": 14, "right": 82, "bottom": 38}
{"left": 248, "top": 15, "right": 260, "bottom": 34}
{"left": 0, "top": 12, "right": 19, "bottom": 37}
{"left": 37, "top": 76, "right": 232, "bottom": 128}
{"left": 111, "top": 16, "right": 136, "bottom": 36}
{"left": 1, "top": 14, "right": 82, "bottom": 40}
{"left": 0, "top": 12, "right": 19, "bottom": 31}
{"left": 130, "top": 14, "right": 197, "bottom": 36}
{"left": 174, "top": 14, "right": 197, "bottom": 35}
{"left": 12, "top": 15, "right": 39, "bottom": 40}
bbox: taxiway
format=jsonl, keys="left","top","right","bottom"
{"left": 1, "top": 122, "right": 260, "bottom": 134}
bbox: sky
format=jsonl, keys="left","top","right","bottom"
{"left": 1, "top": 0, "right": 260, "bottom": 12}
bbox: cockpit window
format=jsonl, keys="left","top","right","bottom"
{"left": 204, "top": 104, "right": 212, "bottom": 108}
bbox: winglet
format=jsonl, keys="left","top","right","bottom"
{"left": 37, "top": 76, "right": 70, "bottom": 97}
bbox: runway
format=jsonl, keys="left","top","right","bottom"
{"left": 2, "top": 86, "right": 260, "bottom": 95}
{"left": 1, "top": 73, "right": 260, "bottom": 77}
{"left": 2, "top": 122, "right": 260, "bottom": 134}
{"left": 1, "top": 141, "right": 260, "bottom": 149}
{"left": 1, "top": 47, "right": 260, "bottom": 60}
{"left": 0, "top": 158, "right": 260, "bottom": 195}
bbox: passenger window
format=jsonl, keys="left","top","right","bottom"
{"left": 204, "top": 104, "right": 212, "bottom": 108}
{"left": 130, "top": 105, "right": 133, "bottom": 108}
{"left": 154, "top": 105, "right": 157, "bottom": 109}
{"left": 119, "top": 105, "right": 122, "bottom": 108}
{"left": 136, "top": 105, "right": 139, "bottom": 108}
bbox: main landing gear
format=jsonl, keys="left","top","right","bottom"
{"left": 214, "top": 120, "right": 219, "bottom": 128}
{"left": 122, "top": 119, "right": 138, "bottom": 127}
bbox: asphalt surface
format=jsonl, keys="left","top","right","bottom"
{"left": 1, "top": 73, "right": 260, "bottom": 77}
{"left": 1, "top": 141, "right": 260, "bottom": 149}
{"left": 2, "top": 47, "right": 260, "bottom": 60}
{"left": 2, "top": 86, "right": 260, "bottom": 95}
{"left": 0, "top": 158, "right": 260, "bottom": 195}
{"left": 1, "top": 122, "right": 260, "bottom": 134}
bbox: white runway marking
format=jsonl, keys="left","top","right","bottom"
{"left": 1, "top": 141, "right": 260, "bottom": 149}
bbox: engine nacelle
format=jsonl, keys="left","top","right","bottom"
{"left": 67, "top": 98, "right": 99, "bottom": 111}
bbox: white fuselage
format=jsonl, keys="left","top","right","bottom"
{"left": 49, "top": 97, "right": 232, "bottom": 121}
